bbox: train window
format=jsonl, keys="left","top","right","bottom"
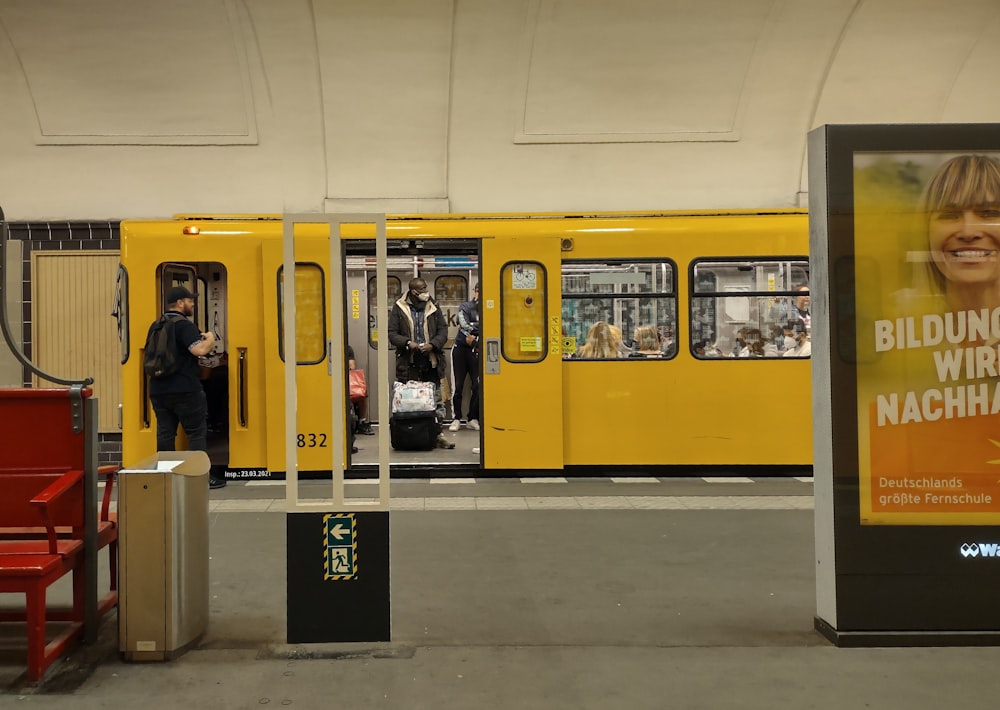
{"left": 500, "top": 261, "right": 547, "bottom": 362}
{"left": 367, "top": 275, "right": 401, "bottom": 348}
{"left": 160, "top": 263, "right": 199, "bottom": 329}
{"left": 277, "top": 263, "right": 327, "bottom": 364}
{"left": 689, "top": 258, "right": 810, "bottom": 359}
{"left": 434, "top": 275, "right": 468, "bottom": 348}
{"left": 112, "top": 265, "right": 129, "bottom": 365}
{"left": 561, "top": 260, "right": 677, "bottom": 359}
{"left": 196, "top": 276, "right": 209, "bottom": 333}
{"left": 434, "top": 275, "right": 467, "bottom": 303}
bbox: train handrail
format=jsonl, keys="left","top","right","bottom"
{"left": 0, "top": 207, "right": 94, "bottom": 387}
{"left": 238, "top": 347, "right": 247, "bottom": 428}
{"left": 141, "top": 357, "right": 150, "bottom": 429}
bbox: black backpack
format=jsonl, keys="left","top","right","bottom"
{"left": 143, "top": 315, "right": 182, "bottom": 378}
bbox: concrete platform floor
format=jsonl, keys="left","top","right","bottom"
{"left": 3, "top": 477, "right": 1000, "bottom": 708}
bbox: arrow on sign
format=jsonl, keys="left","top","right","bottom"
{"left": 328, "top": 523, "right": 350, "bottom": 541}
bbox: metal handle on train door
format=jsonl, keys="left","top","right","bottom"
{"left": 485, "top": 338, "right": 500, "bottom": 375}
{"left": 141, "top": 360, "right": 150, "bottom": 429}
{"left": 238, "top": 348, "right": 248, "bottom": 428}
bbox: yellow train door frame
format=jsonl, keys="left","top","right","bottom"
{"left": 261, "top": 239, "right": 339, "bottom": 475}
{"left": 481, "top": 236, "right": 563, "bottom": 469}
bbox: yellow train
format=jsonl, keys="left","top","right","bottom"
{"left": 116, "top": 210, "right": 812, "bottom": 478}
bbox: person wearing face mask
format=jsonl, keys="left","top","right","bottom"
{"left": 780, "top": 322, "right": 798, "bottom": 353}
{"left": 782, "top": 322, "right": 811, "bottom": 358}
{"left": 387, "top": 277, "right": 455, "bottom": 449}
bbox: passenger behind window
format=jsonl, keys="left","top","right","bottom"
{"left": 732, "top": 328, "right": 749, "bottom": 357}
{"left": 629, "top": 325, "right": 662, "bottom": 358}
{"left": 610, "top": 324, "right": 632, "bottom": 357}
{"left": 782, "top": 322, "right": 811, "bottom": 357}
{"left": 740, "top": 328, "right": 765, "bottom": 358}
{"left": 781, "top": 322, "right": 798, "bottom": 352}
{"left": 763, "top": 325, "right": 783, "bottom": 357}
{"left": 703, "top": 341, "right": 726, "bottom": 358}
{"left": 768, "top": 286, "right": 811, "bottom": 334}
{"left": 659, "top": 326, "right": 676, "bottom": 357}
{"left": 577, "top": 321, "right": 623, "bottom": 359}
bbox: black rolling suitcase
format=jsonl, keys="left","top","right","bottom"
{"left": 389, "top": 410, "right": 438, "bottom": 451}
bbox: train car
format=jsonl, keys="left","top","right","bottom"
{"left": 115, "top": 210, "right": 812, "bottom": 478}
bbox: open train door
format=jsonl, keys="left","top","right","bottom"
{"left": 481, "top": 236, "right": 563, "bottom": 470}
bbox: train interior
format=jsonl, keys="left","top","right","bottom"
{"left": 346, "top": 238, "right": 483, "bottom": 471}
{"left": 152, "top": 239, "right": 483, "bottom": 479}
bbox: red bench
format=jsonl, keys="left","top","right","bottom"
{"left": 0, "top": 388, "right": 118, "bottom": 681}
{"left": 0, "top": 465, "right": 119, "bottom": 606}
{"left": 0, "top": 468, "right": 87, "bottom": 680}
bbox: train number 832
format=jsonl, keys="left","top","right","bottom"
{"left": 296, "top": 433, "right": 328, "bottom": 448}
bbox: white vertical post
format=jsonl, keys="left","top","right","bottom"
{"left": 282, "top": 214, "right": 388, "bottom": 512}
{"left": 281, "top": 217, "right": 298, "bottom": 497}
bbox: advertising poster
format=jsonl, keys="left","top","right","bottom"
{"left": 855, "top": 151, "right": 1000, "bottom": 525}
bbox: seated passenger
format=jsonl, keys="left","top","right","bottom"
{"left": 659, "top": 327, "right": 676, "bottom": 356}
{"left": 610, "top": 324, "right": 632, "bottom": 357}
{"left": 740, "top": 328, "right": 764, "bottom": 358}
{"left": 782, "top": 323, "right": 811, "bottom": 357}
{"left": 703, "top": 341, "right": 725, "bottom": 358}
{"left": 732, "top": 328, "right": 749, "bottom": 357}
{"left": 577, "top": 321, "right": 622, "bottom": 359}
{"left": 763, "top": 325, "right": 783, "bottom": 357}
{"left": 629, "top": 325, "right": 662, "bottom": 358}
{"left": 781, "top": 321, "right": 798, "bottom": 351}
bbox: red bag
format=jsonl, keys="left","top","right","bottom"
{"left": 349, "top": 369, "right": 367, "bottom": 403}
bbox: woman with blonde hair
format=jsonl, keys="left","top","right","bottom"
{"left": 922, "top": 154, "right": 1000, "bottom": 313}
{"left": 577, "top": 321, "right": 622, "bottom": 359}
{"left": 631, "top": 325, "right": 662, "bottom": 357}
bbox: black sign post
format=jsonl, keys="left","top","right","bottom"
{"left": 286, "top": 511, "right": 390, "bottom": 643}
{"left": 810, "top": 124, "right": 1000, "bottom": 645}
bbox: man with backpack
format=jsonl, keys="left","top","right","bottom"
{"left": 145, "top": 286, "right": 226, "bottom": 489}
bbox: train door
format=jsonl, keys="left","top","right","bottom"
{"left": 344, "top": 244, "right": 481, "bottom": 469}
{"left": 481, "top": 236, "right": 564, "bottom": 469}
{"left": 260, "top": 239, "right": 343, "bottom": 476}
{"left": 133, "top": 257, "right": 263, "bottom": 476}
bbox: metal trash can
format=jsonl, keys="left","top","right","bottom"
{"left": 118, "top": 450, "right": 210, "bottom": 661}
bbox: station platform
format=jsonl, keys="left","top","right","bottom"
{"left": 3, "top": 475, "right": 999, "bottom": 708}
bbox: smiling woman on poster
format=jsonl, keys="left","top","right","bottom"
{"left": 859, "top": 152, "right": 1000, "bottom": 526}
{"left": 922, "top": 154, "right": 1000, "bottom": 315}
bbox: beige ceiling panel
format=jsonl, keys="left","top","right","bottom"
{"left": 517, "top": 0, "right": 776, "bottom": 143}
{"left": 813, "top": 0, "right": 1000, "bottom": 125}
{"left": 318, "top": 0, "right": 453, "bottom": 201}
{"left": 0, "top": 0, "right": 256, "bottom": 144}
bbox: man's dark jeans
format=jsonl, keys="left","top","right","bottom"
{"left": 151, "top": 390, "right": 208, "bottom": 452}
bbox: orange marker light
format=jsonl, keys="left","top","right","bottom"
{"left": 182, "top": 225, "right": 201, "bottom": 235}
